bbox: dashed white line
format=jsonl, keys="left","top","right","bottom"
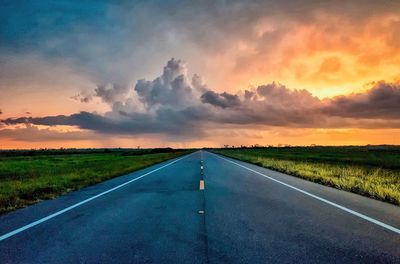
{"left": 212, "top": 152, "right": 400, "bottom": 235}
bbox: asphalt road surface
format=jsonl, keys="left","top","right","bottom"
{"left": 0, "top": 151, "right": 399, "bottom": 263}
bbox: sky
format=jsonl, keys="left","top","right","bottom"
{"left": 0, "top": 0, "right": 400, "bottom": 148}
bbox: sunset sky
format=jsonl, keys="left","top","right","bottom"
{"left": 1, "top": 0, "right": 400, "bottom": 148}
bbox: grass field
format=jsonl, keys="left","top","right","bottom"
{"left": 0, "top": 149, "right": 190, "bottom": 214}
{"left": 213, "top": 146, "right": 400, "bottom": 205}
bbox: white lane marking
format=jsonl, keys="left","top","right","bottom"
{"left": 201, "top": 165, "right": 204, "bottom": 170}
{"left": 212, "top": 153, "right": 400, "bottom": 235}
{"left": 0, "top": 153, "right": 195, "bottom": 241}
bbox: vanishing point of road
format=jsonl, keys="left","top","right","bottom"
{"left": 0, "top": 151, "right": 399, "bottom": 263}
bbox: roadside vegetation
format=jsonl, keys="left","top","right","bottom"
{"left": 213, "top": 146, "right": 400, "bottom": 205}
{"left": 0, "top": 148, "right": 190, "bottom": 214}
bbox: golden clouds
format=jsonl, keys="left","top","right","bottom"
{"left": 206, "top": 11, "right": 400, "bottom": 99}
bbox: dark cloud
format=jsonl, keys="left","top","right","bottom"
{"left": 322, "top": 81, "right": 400, "bottom": 119}
{"left": 2, "top": 109, "right": 206, "bottom": 137}
{"left": 201, "top": 91, "right": 241, "bottom": 109}
{"left": 206, "top": 82, "right": 321, "bottom": 127}
{"left": 3, "top": 114, "right": 79, "bottom": 127}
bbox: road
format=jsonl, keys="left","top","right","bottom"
{"left": 0, "top": 151, "right": 399, "bottom": 263}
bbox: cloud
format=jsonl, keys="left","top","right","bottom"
{"left": 2, "top": 59, "right": 400, "bottom": 140}
{"left": 191, "top": 74, "right": 208, "bottom": 93}
{"left": 134, "top": 58, "right": 202, "bottom": 109}
{"left": 201, "top": 91, "right": 241, "bottom": 109}
{"left": 95, "top": 83, "right": 130, "bottom": 104}
{"left": 71, "top": 93, "right": 93, "bottom": 103}
{"left": 322, "top": 81, "right": 400, "bottom": 119}
{"left": 2, "top": 109, "right": 209, "bottom": 137}
{"left": 255, "top": 82, "right": 320, "bottom": 108}
{"left": 0, "top": 125, "right": 94, "bottom": 142}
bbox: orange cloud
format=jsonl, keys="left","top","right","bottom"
{"left": 200, "top": 11, "right": 400, "bottom": 98}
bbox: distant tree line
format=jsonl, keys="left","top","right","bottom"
{"left": 0, "top": 147, "right": 189, "bottom": 157}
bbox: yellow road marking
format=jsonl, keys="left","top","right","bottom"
{"left": 199, "top": 180, "right": 205, "bottom": 190}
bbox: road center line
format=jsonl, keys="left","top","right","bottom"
{"left": 199, "top": 180, "right": 205, "bottom": 190}
{"left": 212, "top": 153, "right": 400, "bottom": 235}
{"left": 0, "top": 152, "right": 195, "bottom": 242}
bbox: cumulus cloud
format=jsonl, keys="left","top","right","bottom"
{"left": 2, "top": 59, "right": 209, "bottom": 137}
{"left": 2, "top": 59, "right": 400, "bottom": 139}
{"left": 134, "top": 58, "right": 197, "bottom": 109}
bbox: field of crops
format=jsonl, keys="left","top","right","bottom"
{"left": 0, "top": 149, "right": 189, "bottom": 214}
{"left": 214, "top": 146, "right": 400, "bottom": 205}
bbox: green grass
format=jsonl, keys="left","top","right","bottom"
{"left": 213, "top": 147, "right": 400, "bottom": 205}
{"left": 0, "top": 150, "right": 190, "bottom": 214}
